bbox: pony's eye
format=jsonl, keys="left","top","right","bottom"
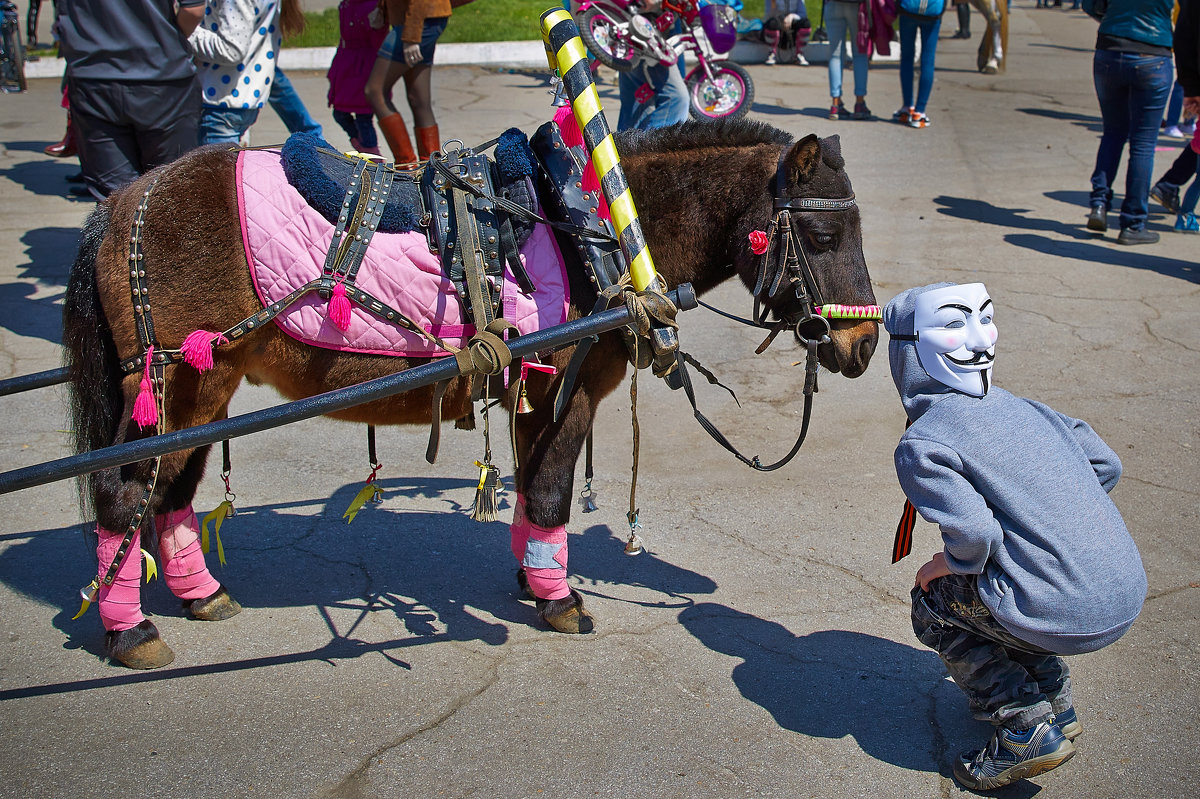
{"left": 811, "top": 232, "right": 836, "bottom": 250}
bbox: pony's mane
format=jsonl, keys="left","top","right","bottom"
{"left": 615, "top": 117, "right": 793, "bottom": 157}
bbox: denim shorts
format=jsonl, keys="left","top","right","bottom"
{"left": 378, "top": 17, "right": 449, "bottom": 66}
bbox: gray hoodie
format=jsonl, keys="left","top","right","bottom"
{"left": 884, "top": 285, "right": 1146, "bottom": 655}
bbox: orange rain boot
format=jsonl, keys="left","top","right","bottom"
{"left": 378, "top": 113, "right": 417, "bottom": 167}
{"left": 416, "top": 125, "right": 440, "bottom": 161}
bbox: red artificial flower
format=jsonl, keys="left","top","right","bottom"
{"left": 748, "top": 230, "right": 769, "bottom": 255}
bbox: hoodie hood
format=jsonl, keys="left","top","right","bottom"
{"left": 883, "top": 283, "right": 960, "bottom": 419}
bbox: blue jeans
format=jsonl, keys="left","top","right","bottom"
{"left": 333, "top": 110, "right": 378, "bottom": 149}
{"left": 824, "top": 0, "right": 869, "bottom": 100}
{"left": 198, "top": 106, "right": 261, "bottom": 145}
{"left": 898, "top": 14, "right": 941, "bottom": 113}
{"left": 378, "top": 17, "right": 448, "bottom": 65}
{"left": 617, "top": 62, "right": 689, "bottom": 132}
{"left": 1181, "top": 158, "right": 1200, "bottom": 217}
{"left": 1164, "top": 80, "right": 1184, "bottom": 128}
{"left": 1089, "top": 50, "right": 1173, "bottom": 231}
{"left": 269, "top": 68, "right": 323, "bottom": 138}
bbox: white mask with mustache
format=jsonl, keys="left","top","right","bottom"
{"left": 913, "top": 283, "right": 996, "bottom": 397}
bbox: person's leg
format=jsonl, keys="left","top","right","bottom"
{"left": 644, "top": 59, "right": 689, "bottom": 128}
{"left": 197, "top": 106, "right": 261, "bottom": 146}
{"left": 1090, "top": 49, "right": 1130, "bottom": 212}
{"left": 1119, "top": 54, "right": 1173, "bottom": 233}
{"left": 1179, "top": 171, "right": 1200, "bottom": 217}
{"left": 898, "top": 14, "right": 917, "bottom": 111}
{"left": 1161, "top": 145, "right": 1200, "bottom": 186}
{"left": 912, "top": 578, "right": 1054, "bottom": 730}
{"left": 405, "top": 16, "right": 448, "bottom": 158}
{"left": 130, "top": 77, "right": 201, "bottom": 172}
{"left": 957, "top": 1, "right": 971, "bottom": 37}
{"left": 354, "top": 113, "right": 379, "bottom": 150}
{"left": 269, "top": 68, "right": 324, "bottom": 138}
{"left": 825, "top": 3, "right": 848, "bottom": 105}
{"left": 1164, "top": 80, "right": 1183, "bottom": 129}
{"left": 331, "top": 108, "right": 359, "bottom": 142}
{"left": 368, "top": 27, "right": 417, "bottom": 165}
{"left": 914, "top": 16, "right": 942, "bottom": 114}
{"left": 67, "top": 78, "right": 141, "bottom": 198}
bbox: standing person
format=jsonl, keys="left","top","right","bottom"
{"left": 365, "top": 0, "right": 452, "bottom": 166}
{"left": 616, "top": 0, "right": 689, "bottom": 131}
{"left": 269, "top": 68, "right": 325, "bottom": 141}
{"left": 55, "top": 0, "right": 206, "bottom": 199}
{"left": 951, "top": 0, "right": 971, "bottom": 38}
{"left": 190, "top": 0, "right": 305, "bottom": 146}
{"left": 893, "top": 0, "right": 945, "bottom": 129}
{"left": 328, "top": 0, "right": 388, "bottom": 154}
{"left": 824, "top": 0, "right": 872, "bottom": 120}
{"left": 1083, "top": 0, "right": 1175, "bottom": 245}
{"left": 884, "top": 282, "right": 1146, "bottom": 792}
{"left": 1153, "top": 0, "right": 1200, "bottom": 212}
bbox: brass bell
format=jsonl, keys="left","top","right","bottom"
{"left": 516, "top": 380, "right": 534, "bottom": 414}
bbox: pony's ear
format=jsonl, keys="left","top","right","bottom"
{"left": 784, "top": 134, "right": 823, "bottom": 186}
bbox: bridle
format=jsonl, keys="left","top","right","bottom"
{"left": 676, "top": 151, "right": 877, "bottom": 472}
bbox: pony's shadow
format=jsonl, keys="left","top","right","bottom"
{"left": 1, "top": 475, "right": 717, "bottom": 688}
{"left": 1003, "top": 232, "right": 1198, "bottom": 282}
{"left": 933, "top": 194, "right": 1095, "bottom": 239}
{"left": 679, "top": 603, "right": 978, "bottom": 777}
{"left": 0, "top": 227, "right": 85, "bottom": 344}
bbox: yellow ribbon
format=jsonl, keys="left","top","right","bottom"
{"left": 71, "top": 578, "right": 99, "bottom": 620}
{"left": 201, "top": 500, "right": 232, "bottom": 565}
{"left": 142, "top": 548, "right": 158, "bottom": 582}
{"left": 343, "top": 482, "right": 384, "bottom": 524}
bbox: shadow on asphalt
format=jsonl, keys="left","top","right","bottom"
{"left": 0, "top": 225, "right": 78, "bottom": 345}
{"left": 0, "top": 156, "right": 91, "bottom": 200}
{"left": 0, "top": 475, "right": 717, "bottom": 697}
{"left": 1016, "top": 106, "right": 1103, "bottom": 134}
{"left": 934, "top": 195, "right": 1199, "bottom": 282}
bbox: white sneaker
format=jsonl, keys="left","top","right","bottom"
{"left": 793, "top": 53, "right": 809, "bottom": 66}
{"left": 1163, "top": 125, "right": 1186, "bottom": 139}
{"left": 765, "top": 51, "right": 777, "bottom": 66}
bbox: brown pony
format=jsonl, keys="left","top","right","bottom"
{"left": 62, "top": 118, "right": 878, "bottom": 669}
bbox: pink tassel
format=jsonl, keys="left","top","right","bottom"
{"left": 581, "top": 156, "right": 610, "bottom": 221}
{"left": 329, "top": 282, "right": 352, "bottom": 331}
{"left": 131, "top": 345, "right": 158, "bottom": 429}
{"left": 180, "top": 329, "right": 229, "bottom": 373}
{"left": 553, "top": 104, "right": 584, "bottom": 149}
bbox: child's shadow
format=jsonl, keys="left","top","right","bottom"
{"left": 680, "top": 603, "right": 971, "bottom": 775}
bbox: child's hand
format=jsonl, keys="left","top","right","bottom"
{"left": 915, "top": 551, "right": 953, "bottom": 591}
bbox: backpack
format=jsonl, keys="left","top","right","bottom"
{"left": 898, "top": 0, "right": 946, "bottom": 16}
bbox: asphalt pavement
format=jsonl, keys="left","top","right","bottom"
{"left": 0, "top": 7, "right": 1196, "bottom": 799}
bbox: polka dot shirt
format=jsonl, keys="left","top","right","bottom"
{"left": 189, "top": 1, "right": 282, "bottom": 110}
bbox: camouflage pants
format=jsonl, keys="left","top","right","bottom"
{"left": 912, "top": 575, "right": 1071, "bottom": 731}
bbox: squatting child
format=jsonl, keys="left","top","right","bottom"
{"left": 883, "top": 282, "right": 1147, "bottom": 791}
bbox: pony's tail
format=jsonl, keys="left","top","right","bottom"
{"left": 62, "top": 202, "right": 122, "bottom": 517}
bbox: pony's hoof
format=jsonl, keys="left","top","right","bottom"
{"left": 537, "top": 588, "right": 594, "bottom": 634}
{"left": 515, "top": 568, "right": 536, "bottom": 600}
{"left": 184, "top": 585, "right": 242, "bottom": 621}
{"left": 106, "top": 619, "right": 175, "bottom": 669}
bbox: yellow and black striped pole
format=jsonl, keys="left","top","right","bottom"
{"left": 539, "top": 7, "right": 663, "bottom": 295}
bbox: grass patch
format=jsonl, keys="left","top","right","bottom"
{"left": 284, "top": 1, "right": 821, "bottom": 48}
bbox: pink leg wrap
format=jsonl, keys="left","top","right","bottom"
{"left": 155, "top": 506, "right": 220, "bottom": 601}
{"left": 510, "top": 496, "right": 570, "bottom": 601}
{"left": 96, "top": 525, "right": 145, "bottom": 632}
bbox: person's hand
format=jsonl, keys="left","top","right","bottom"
{"left": 404, "top": 42, "right": 422, "bottom": 66}
{"left": 915, "top": 551, "right": 953, "bottom": 592}
{"left": 1183, "top": 96, "right": 1200, "bottom": 119}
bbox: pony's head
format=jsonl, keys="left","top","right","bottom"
{"left": 742, "top": 133, "right": 878, "bottom": 378}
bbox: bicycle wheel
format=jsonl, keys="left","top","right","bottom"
{"left": 578, "top": 7, "right": 636, "bottom": 73}
{"left": 686, "top": 61, "right": 753, "bottom": 121}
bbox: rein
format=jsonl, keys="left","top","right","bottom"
{"left": 673, "top": 152, "right": 880, "bottom": 472}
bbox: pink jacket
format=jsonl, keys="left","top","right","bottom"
{"left": 327, "top": 0, "right": 388, "bottom": 113}
{"left": 857, "top": 0, "right": 897, "bottom": 58}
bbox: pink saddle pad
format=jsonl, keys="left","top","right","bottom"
{"left": 237, "top": 149, "right": 570, "bottom": 357}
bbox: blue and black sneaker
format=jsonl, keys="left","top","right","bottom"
{"left": 953, "top": 721, "right": 1076, "bottom": 791}
{"left": 1055, "top": 707, "right": 1081, "bottom": 741}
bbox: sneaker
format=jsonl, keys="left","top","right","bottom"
{"left": 1151, "top": 181, "right": 1182, "bottom": 213}
{"left": 893, "top": 107, "right": 913, "bottom": 124}
{"left": 953, "top": 722, "right": 1076, "bottom": 791}
{"left": 765, "top": 51, "right": 777, "bottom": 66}
{"left": 908, "top": 111, "right": 931, "bottom": 129}
{"left": 953, "top": 29, "right": 971, "bottom": 39}
{"left": 852, "top": 101, "right": 873, "bottom": 120}
{"left": 1163, "top": 124, "right": 1186, "bottom": 139}
{"left": 829, "top": 102, "right": 844, "bottom": 120}
{"left": 1181, "top": 118, "right": 1197, "bottom": 136}
{"left": 792, "top": 52, "right": 809, "bottom": 66}
{"left": 1174, "top": 213, "right": 1200, "bottom": 233}
{"left": 1117, "top": 227, "right": 1160, "bottom": 245}
{"left": 1086, "top": 204, "right": 1108, "bottom": 232}
{"left": 1054, "top": 707, "right": 1082, "bottom": 742}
